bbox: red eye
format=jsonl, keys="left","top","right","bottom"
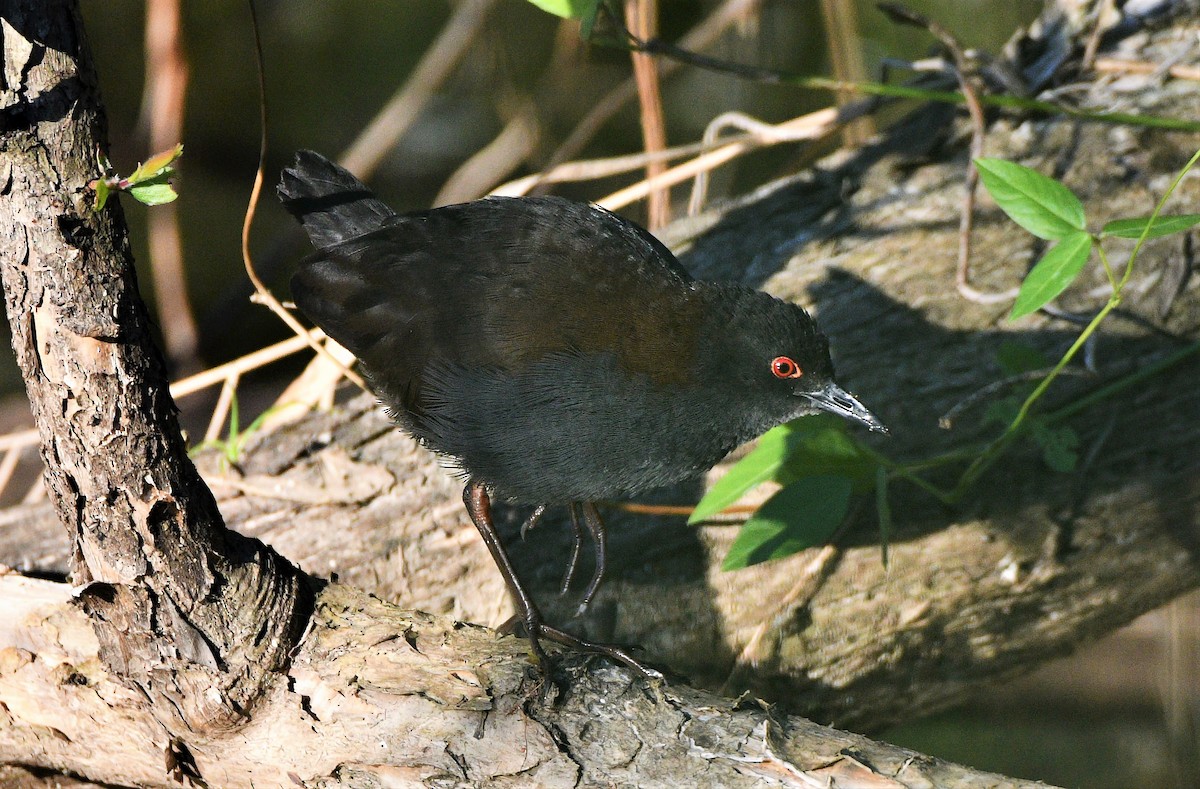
{"left": 771, "top": 356, "right": 803, "bottom": 379}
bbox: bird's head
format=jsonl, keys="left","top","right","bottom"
{"left": 698, "top": 285, "right": 886, "bottom": 435}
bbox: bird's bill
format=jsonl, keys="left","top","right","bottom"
{"left": 801, "top": 382, "right": 888, "bottom": 434}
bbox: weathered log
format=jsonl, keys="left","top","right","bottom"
{"left": 1, "top": 571, "right": 1049, "bottom": 787}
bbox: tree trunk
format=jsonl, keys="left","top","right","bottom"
{"left": 0, "top": 0, "right": 307, "bottom": 735}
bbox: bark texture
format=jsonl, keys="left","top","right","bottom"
{"left": 1, "top": 571, "right": 1050, "bottom": 788}
{"left": 0, "top": 0, "right": 308, "bottom": 734}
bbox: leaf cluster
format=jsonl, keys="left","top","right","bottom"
{"left": 697, "top": 154, "right": 1200, "bottom": 571}
{"left": 89, "top": 144, "right": 184, "bottom": 211}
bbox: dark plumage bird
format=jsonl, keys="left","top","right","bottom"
{"left": 279, "top": 150, "right": 884, "bottom": 677}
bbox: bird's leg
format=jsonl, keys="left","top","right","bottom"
{"left": 520, "top": 503, "right": 547, "bottom": 540}
{"left": 462, "top": 481, "right": 663, "bottom": 681}
{"left": 575, "top": 502, "right": 608, "bottom": 616}
{"left": 559, "top": 503, "right": 585, "bottom": 595}
{"left": 463, "top": 480, "right": 549, "bottom": 668}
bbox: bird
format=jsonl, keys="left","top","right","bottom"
{"left": 278, "top": 150, "right": 885, "bottom": 678}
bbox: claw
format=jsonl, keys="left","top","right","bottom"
{"left": 520, "top": 503, "right": 547, "bottom": 540}
{"left": 560, "top": 504, "right": 585, "bottom": 595}
{"left": 575, "top": 502, "right": 607, "bottom": 616}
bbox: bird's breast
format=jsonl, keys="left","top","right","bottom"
{"left": 407, "top": 350, "right": 741, "bottom": 503}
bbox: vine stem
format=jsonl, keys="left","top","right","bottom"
{"left": 1096, "top": 243, "right": 1118, "bottom": 291}
{"left": 950, "top": 298, "right": 1117, "bottom": 498}
{"left": 860, "top": 445, "right": 959, "bottom": 505}
{"left": 948, "top": 146, "right": 1200, "bottom": 500}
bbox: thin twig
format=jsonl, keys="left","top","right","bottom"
{"left": 436, "top": 15, "right": 593, "bottom": 205}
{"left": 609, "top": 501, "right": 765, "bottom": 520}
{"left": 938, "top": 367, "right": 1093, "bottom": 430}
{"left": 170, "top": 330, "right": 325, "bottom": 399}
{"left": 204, "top": 373, "right": 240, "bottom": 445}
{"left": 1081, "top": 0, "right": 1116, "bottom": 72}
{"left": 340, "top": 0, "right": 500, "bottom": 178}
{"left": 598, "top": 108, "right": 840, "bottom": 211}
{"left": 0, "top": 430, "right": 38, "bottom": 453}
{"left": 140, "top": 0, "right": 200, "bottom": 372}
{"left": 0, "top": 446, "right": 23, "bottom": 497}
{"left": 819, "top": 0, "right": 874, "bottom": 146}
{"left": 21, "top": 478, "right": 45, "bottom": 504}
{"left": 609, "top": 502, "right": 697, "bottom": 516}
{"left": 435, "top": 103, "right": 540, "bottom": 205}
{"left": 541, "top": 0, "right": 761, "bottom": 183}
{"left": 626, "top": 0, "right": 670, "bottom": 229}
{"left": 878, "top": 3, "right": 1019, "bottom": 304}
{"left": 494, "top": 134, "right": 772, "bottom": 196}
{"left": 1092, "top": 56, "right": 1200, "bottom": 83}
{"left": 687, "top": 111, "right": 816, "bottom": 215}
{"left": 618, "top": 26, "right": 1200, "bottom": 133}
{"left": 241, "top": 0, "right": 367, "bottom": 392}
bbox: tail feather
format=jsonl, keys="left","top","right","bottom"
{"left": 277, "top": 150, "right": 396, "bottom": 249}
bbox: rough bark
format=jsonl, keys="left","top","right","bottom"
{"left": 1, "top": 570, "right": 1050, "bottom": 788}
{"left": 0, "top": 0, "right": 308, "bottom": 734}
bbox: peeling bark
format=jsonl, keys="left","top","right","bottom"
{"left": 1, "top": 572, "right": 1049, "bottom": 788}
{"left": 0, "top": 0, "right": 308, "bottom": 734}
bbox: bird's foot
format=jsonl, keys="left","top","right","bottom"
{"left": 559, "top": 502, "right": 608, "bottom": 617}
{"left": 499, "top": 615, "right": 663, "bottom": 680}
{"left": 533, "top": 622, "right": 664, "bottom": 681}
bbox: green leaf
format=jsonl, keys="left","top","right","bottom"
{"left": 579, "top": 0, "right": 603, "bottom": 39}
{"left": 777, "top": 416, "right": 876, "bottom": 487}
{"left": 721, "top": 476, "right": 852, "bottom": 571}
{"left": 689, "top": 423, "right": 799, "bottom": 524}
{"left": 1010, "top": 231, "right": 1093, "bottom": 319}
{"left": 975, "top": 158, "right": 1086, "bottom": 240}
{"left": 983, "top": 395, "right": 1020, "bottom": 428}
{"left": 92, "top": 179, "right": 110, "bottom": 211}
{"left": 524, "top": 0, "right": 597, "bottom": 18}
{"left": 1101, "top": 214, "right": 1200, "bottom": 239}
{"left": 995, "top": 341, "right": 1050, "bottom": 375}
{"left": 128, "top": 179, "right": 178, "bottom": 206}
{"left": 1031, "top": 423, "right": 1079, "bottom": 472}
{"left": 128, "top": 143, "right": 183, "bottom": 184}
{"left": 985, "top": 396, "right": 1079, "bottom": 472}
{"left": 689, "top": 415, "right": 873, "bottom": 524}
{"left": 228, "top": 391, "right": 241, "bottom": 444}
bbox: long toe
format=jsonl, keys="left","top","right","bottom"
{"left": 536, "top": 623, "right": 664, "bottom": 681}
